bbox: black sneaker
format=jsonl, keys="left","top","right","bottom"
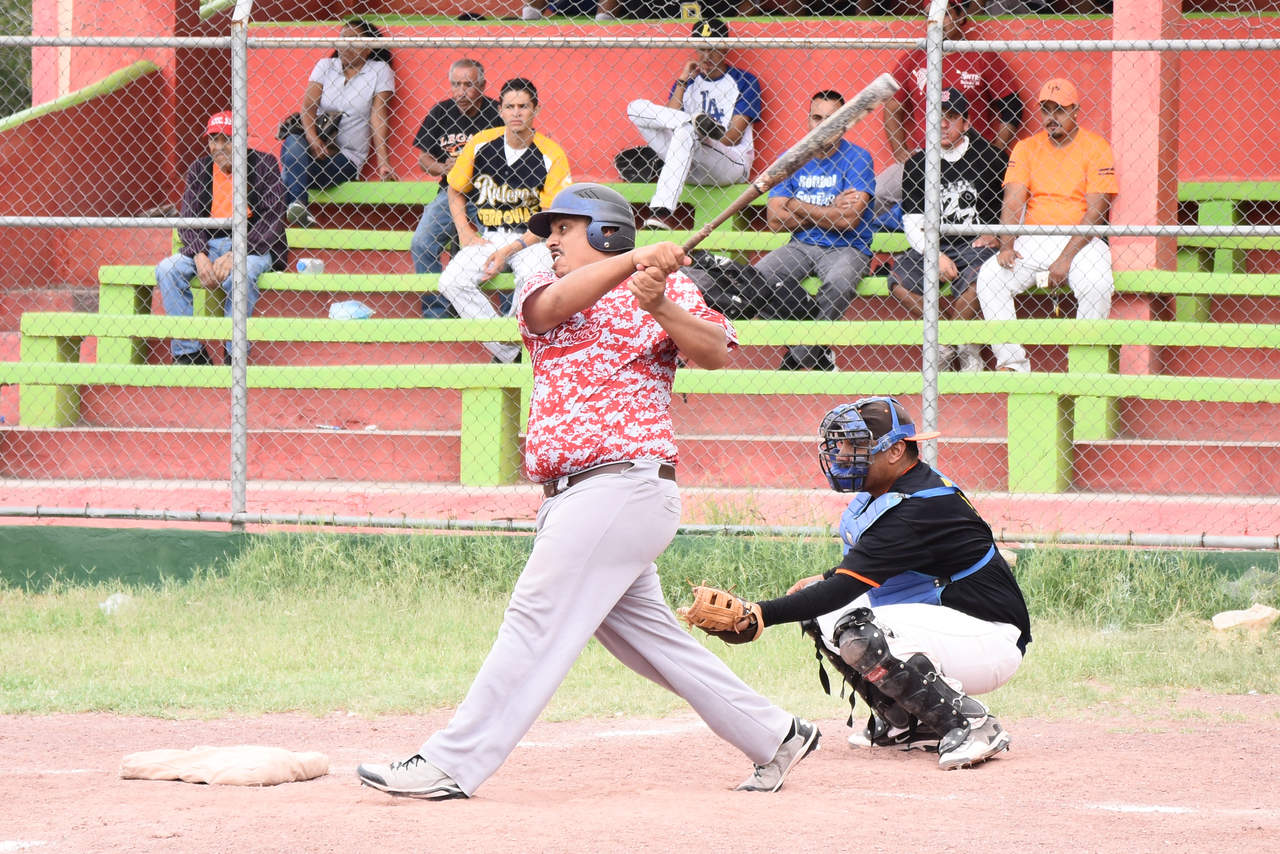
{"left": 693, "top": 112, "right": 726, "bottom": 142}
{"left": 779, "top": 347, "right": 836, "bottom": 371}
{"left": 848, "top": 712, "right": 942, "bottom": 751}
{"left": 173, "top": 349, "right": 213, "bottom": 366}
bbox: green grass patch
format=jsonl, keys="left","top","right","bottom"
{"left": 1, "top": 533, "right": 1277, "bottom": 719}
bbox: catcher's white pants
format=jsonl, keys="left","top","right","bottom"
{"left": 439, "top": 235, "right": 552, "bottom": 363}
{"left": 422, "top": 460, "right": 793, "bottom": 796}
{"left": 975, "top": 234, "right": 1114, "bottom": 372}
{"left": 626, "top": 100, "right": 751, "bottom": 212}
{"left": 815, "top": 598, "right": 1023, "bottom": 696}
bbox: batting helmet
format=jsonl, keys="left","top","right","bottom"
{"left": 527, "top": 183, "right": 636, "bottom": 253}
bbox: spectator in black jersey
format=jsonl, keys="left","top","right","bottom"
{"left": 702, "top": 397, "right": 1031, "bottom": 771}
{"left": 411, "top": 58, "right": 502, "bottom": 317}
{"left": 890, "top": 88, "right": 1007, "bottom": 373}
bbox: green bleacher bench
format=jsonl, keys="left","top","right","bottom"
{"left": 12, "top": 313, "right": 1280, "bottom": 493}
{"left": 282, "top": 227, "right": 907, "bottom": 254}
{"left": 100, "top": 263, "right": 1280, "bottom": 322}
{"left": 306, "top": 181, "right": 764, "bottom": 226}
{"left": 1176, "top": 180, "right": 1280, "bottom": 291}
{"left": 309, "top": 181, "right": 438, "bottom": 206}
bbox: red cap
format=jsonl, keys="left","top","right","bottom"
{"left": 205, "top": 111, "right": 233, "bottom": 136}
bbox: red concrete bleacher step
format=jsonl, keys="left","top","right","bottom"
{"left": 4, "top": 420, "right": 1278, "bottom": 496}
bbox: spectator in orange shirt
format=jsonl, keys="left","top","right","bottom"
{"left": 155, "top": 111, "right": 286, "bottom": 365}
{"left": 974, "top": 78, "right": 1118, "bottom": 372}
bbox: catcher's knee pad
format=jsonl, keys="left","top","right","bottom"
{"left": 834, "top": 608, "right": 981, "bottom": 744}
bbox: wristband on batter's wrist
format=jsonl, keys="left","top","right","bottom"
{"left": 675, "top": 78, "right": 690, "bottom": 87}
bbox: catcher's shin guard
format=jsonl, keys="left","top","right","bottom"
{"left": 801, "top": 618, "right": 916, "bottom": 735}
{"left": 832, "top": 607, "right": 985, "bottom": 755}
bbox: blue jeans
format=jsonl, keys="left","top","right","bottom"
{"left": 279, "top": 133, "right": 360, "bottom": 206}
{"left": 411, "top": 188, "right": 477, "bottom": 274}
{"left": 412, "top": 188, "right": 478, "bottom": 318}
{"left": 155, "top": 236, "right": 270, "bottom": 358}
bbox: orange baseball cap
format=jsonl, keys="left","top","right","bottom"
{"left": 205, "top": 110, "right": 233, "bottom": 136}
{"left": 1037, "top": 78, "right": 1079, "bottom": 107}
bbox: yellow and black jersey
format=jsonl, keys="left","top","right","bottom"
{"left": 447, "top": 127, "right": 572, "bottom": 233}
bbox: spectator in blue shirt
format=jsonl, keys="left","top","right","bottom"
{"left": 753, "top": 91, "right": 875, "bottom": 371}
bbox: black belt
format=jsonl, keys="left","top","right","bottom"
{"left": 542, "top": 462, "right": 676, "bottom": 498}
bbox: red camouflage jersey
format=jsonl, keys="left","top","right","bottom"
{"left": 516, "top": 268, "right": 737, "bottom": 483}
{"left": 892, "top": 50, "right": 1021, "bottom": 151}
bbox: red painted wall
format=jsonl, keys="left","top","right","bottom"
{"left": 0, "top": 71, "right": 172, "bottom": 307}
{"left": 4, "top": 11, "right": 1278, "bottom": 305}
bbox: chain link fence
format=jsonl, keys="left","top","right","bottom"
{"left": 0, "top": 1, "right": 1277, "bottom": 546}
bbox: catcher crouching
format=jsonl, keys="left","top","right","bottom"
{"left": 680, "top": 397, "right": 1031, "bottom": 770}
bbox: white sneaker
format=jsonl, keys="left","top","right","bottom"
{"left": 356, "top": 754, "right": 466, "bottom": 799}
{"left": 957, "top": 344, "right": 983, "bottom": 373}
{"left": 937, "top": 714, "right": 1011, "bottom": 770}
{"left": 938, "top": 344, "right": 957, "bottom": 371}
{"left": 736, "top": 717, "right": 820, "bottom": 792}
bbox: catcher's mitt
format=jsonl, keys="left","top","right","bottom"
{"left": 677, "top": 584, "right": 765, "bottom": 645}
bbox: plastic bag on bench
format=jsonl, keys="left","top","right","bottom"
{"left": 328, "top": 299, "right": 375, "bottom": 320}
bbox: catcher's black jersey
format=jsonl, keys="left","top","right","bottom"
{"left": 760, "top": 461, "right": 1032, "bottom": 653}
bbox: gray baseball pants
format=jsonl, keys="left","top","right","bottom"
{"left": 754, "top": 240, "right": 872, "bottom": 365}
{"left": 421, "top": 460, "right": 793, "bottom": 795}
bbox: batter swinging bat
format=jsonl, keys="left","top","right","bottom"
{"left": 681, "top": 72, "right": 901, "bottom": 255}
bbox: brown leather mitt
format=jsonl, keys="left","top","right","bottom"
{"left": 677, "top": 584, "right": 765, "bottom": 645}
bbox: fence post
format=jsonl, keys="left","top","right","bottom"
{"left": 228, "top": 0, "right": 253, "bottom": 527}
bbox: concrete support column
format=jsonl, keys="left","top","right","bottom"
{"left": 1110, "top": 0, "right": 1181, "bottom": 273}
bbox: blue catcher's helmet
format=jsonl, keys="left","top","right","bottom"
{"left": 818, "top": 397, "right": 940, "bottom": 492}
{"left": 527, "top": 183, "right": 637, "bottom": 253}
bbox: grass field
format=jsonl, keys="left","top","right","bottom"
{"left": 1, "top": 533, "right": 1277, "bottom": 720}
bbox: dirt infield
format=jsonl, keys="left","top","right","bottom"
{"left": 3, "top": 693, "right": 1278, "bottom": 853}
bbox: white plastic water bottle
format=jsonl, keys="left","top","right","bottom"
{"left": 296, "top": 258, "right": 325, "bottom": 274}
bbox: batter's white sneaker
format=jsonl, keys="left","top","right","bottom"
{"left": 936, "top": 714, "right": 1011, "bottom": 770}
{"left": 356, "top": 753, "right": 467, "bottom": 799}
{"left": 735, "top": 717, "right": 820, "bottom": 792}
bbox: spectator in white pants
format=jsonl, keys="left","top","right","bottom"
{"left": 975, "top": 77, "right": 1118, "bottom": 372}
{"left": 623, "top": 17, "right": 762, "bottom": 230}
{"left": 439, "top": 77, "right": 572, "bottom": 363}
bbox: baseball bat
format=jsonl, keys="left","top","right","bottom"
{"left": 680, "top": 72, "right": 901, "bottom": 255}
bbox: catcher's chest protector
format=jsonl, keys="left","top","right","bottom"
{"left": 837, "top": 482, "right": 993, "bottom": 607}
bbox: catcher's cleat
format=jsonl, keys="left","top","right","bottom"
{"left": 356, "top": 753, "right": 467, "bottom": 800}
{"left": 736, "top": 717, "right": 820, "bottom": 793}
{"left": 937, "top": 714, "right": 1011, "bottom": 770}
{"left": 847, "top": 712, "right": 940, "bottom": 752}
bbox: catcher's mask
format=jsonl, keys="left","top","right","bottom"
{"left": 818, "top": 397, "right": 933, "bottom": 492}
